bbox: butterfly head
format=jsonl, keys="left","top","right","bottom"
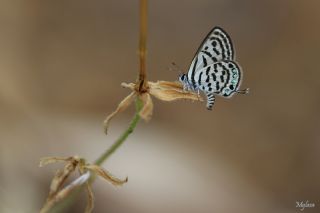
{"left": 178, "top": 73, "right": 188, "bottom": 85}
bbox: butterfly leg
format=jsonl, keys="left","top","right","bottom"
{"left": 182, "top": 83, "right": 190, "bottom": 92}
{"left": 205, "top": 92, "right": 215, "bottom": 110}
{"left": 197, "top": 89, "right": 201, "bottom": 100}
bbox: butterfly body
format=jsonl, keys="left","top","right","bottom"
{"left": 179, "top": 27, "right": 246, "bottom": 110}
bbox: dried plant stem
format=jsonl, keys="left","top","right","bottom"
{"left": 138, "top": 0, "right": 147, "bottom": 91}
{"left": 94, "top": 99, "right": 143, "bottom": 166}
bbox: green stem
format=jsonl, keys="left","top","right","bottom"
{"left": 94, "top": 98, "right": 143, "bottom": 165}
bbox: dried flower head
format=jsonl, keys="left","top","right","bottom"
{"left": 39, "top": 156, "right": 127, "bottom": 213}
{"left": 103, "top": 80, "right": 203, "bottom": 133}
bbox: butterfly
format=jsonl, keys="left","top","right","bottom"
{"left": 179, "top": 26, "right": 248, "bottom": 110}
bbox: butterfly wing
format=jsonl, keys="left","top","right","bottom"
{"left": 187, "top": 27, "right": 235, "bottom": 87}
{"left": 194, "top": 61, "right": 242, "bottom": 98}
{"left": 193, "top": 26, "right": 234, "bottom": 62}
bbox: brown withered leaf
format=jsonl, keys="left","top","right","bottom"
{"left": 122, "top": 81, "right": 203, "bottom": 102}
{"left": 148, "top": 81, "right": 202, "bottom": 102}
{"left": 103, "top": 91, "right": 136, "bottom": 134}
{"left": 40, "top": 156, "right": 80, "bottom": 199}
{"left": 40, "top": 156, "right": 128, "bottom": 213}
{"left": 85, "top": 164, "right": 128, "bottom": 186}
{"left": 39, "top": 156, "right": 74, "bottom": 167}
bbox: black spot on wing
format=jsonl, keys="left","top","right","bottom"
{"left": 223, "top": 38, "right": 228, "bottom": 45}
{"left": 198, "top": 72, "right": 203, "bottom": 85}
{"left": 220, "top": 75, "right": 224, "bottom": 83}
{"left": 212, "top": 48, "right": 219, "bottom": 56}
{"left": 212, "top": 57, "right": 218, "bottom": 62}
{"left": 211, "top": 73, "right": 216, "bottom": 81}
{"left": 213, "top": 63, "right": 218, "bottom": 72}
{"left": 201, "top": 50, "right": 213, "bottom": 58}
{"left": 202, "top": 55, "right": 207, "bottom": 67}
{"left": 205, "top": 66, "right": 212, "bottom": 83}
{"left": 206, "top": 76, "right": 210, "bottom": 83}
{"left": 216, "top": 82, "right": 220, "bottom": 91}
{"left": 213, "top": 38, "right": 226, "bottom": 60}
{"left": 206, "top": 66, "right": 210, "bottom": 75}
{"left": 191, "top": 57, "right": 198, "bottom": 87}
{"left": 211, "top": 41, "right": 217, "bottom": 47}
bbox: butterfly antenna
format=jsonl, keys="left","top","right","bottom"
{"left": 236, "top": 88, "right": 250, "bottom": 95}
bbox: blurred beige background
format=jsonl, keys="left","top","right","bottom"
{"left": 1, "top": 0, "right": 320, "bottom": 212}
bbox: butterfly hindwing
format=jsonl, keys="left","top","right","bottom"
{"left": 194, "top": 61, "right": 241, "bottom": 98}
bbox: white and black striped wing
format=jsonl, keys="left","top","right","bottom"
{"left": 187, "top": 27, "right": 235, "bottom": 86}
{"left": 195, "top": 61, "right": 242, "bottom": 98}
{"left": 194, "top": 26, "right": 234, "bottom": 64}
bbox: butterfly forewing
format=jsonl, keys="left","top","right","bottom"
{"left": 187, "top": 27, "right": 236, "bottom": 87}
{"left": 193, "top": 27, "right": 234, "bottom": 63}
